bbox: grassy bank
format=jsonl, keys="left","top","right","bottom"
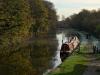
{"left": 48, "top": 46, "right": 89, "bottom": 75}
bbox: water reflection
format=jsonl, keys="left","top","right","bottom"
{"left": 31, "top": 36, "right": 58, "bottom": 75}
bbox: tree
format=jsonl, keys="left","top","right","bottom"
{"left": 29, "top": 0, "right": 49, "bottom": 35}
{"left": 44, "top": 0, "right": 57, "bottom": 32}
{"left": 0, "top": 0, "right": 36, "bottom": 75}
{"left": 0, "top": 0, "right": 58, "bottom": 74}
{"left": 0, "top": 0, "right": 33, "bottom": 49}
{"left": 62, "top": 9, "right": 100, "bottom": 38}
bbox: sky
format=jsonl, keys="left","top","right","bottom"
{"left": 46, "top": 0, "right": 100, "bottom": 20}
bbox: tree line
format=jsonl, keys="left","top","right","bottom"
{"left": 60, "top": 9, "right": 100, "bottom": 38}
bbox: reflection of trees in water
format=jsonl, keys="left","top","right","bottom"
{"left": 30, "top": 37, "right": 57, "bottom": 75}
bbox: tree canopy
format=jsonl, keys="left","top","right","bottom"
{"left": 0, "top": 0, "right": 57, "bottom": 75}
{"left": 61, "top": 9, "right": 100, "bottom": 38}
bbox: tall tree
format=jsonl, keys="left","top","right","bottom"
{"left": 29, "top": 0, "right": 49, "bottom": 35}
{"left": 0, "top": 0, "right": 33, "bottom": 49}
{"left": 0, "top": 0, "right": 36, "bottom": 75}
{"left": 44, "top": 0, "right": 57, "bottom": 31}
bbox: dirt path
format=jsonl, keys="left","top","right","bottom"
{"left": 83, "top": 55, "right": 100, "bottom": 75}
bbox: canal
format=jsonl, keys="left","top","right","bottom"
{"left": 30, "top": 28, "right": 100, "bottom": 75}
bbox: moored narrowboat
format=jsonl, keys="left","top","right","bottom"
{"left": 60, "top": 36, "right": 80, "bottom": 62}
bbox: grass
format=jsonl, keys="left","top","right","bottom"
{"left": 49, "top": 54, "right": 87, "bottom": 75}
{"left": 48, "top": 42, "right": 100, "bottom": 75}
{"left": 48, "top": 46, "right": 89, "bottom": 75}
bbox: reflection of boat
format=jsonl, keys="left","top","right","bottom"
{"left": 60, "top": 36, "right": 80, "bottom": 62}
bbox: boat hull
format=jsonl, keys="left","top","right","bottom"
{"left": 60, "top": 36, "right": 80, "bottom": 62}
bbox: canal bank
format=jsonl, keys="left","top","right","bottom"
{"left": 48, "top": 45, "right": 100, "bottom": 75}
{"left": 47, "top": 29, "right": 100, "bottom": 75}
